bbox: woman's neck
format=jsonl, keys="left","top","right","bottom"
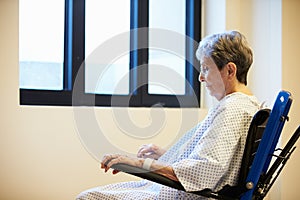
{"left": 226, "top": 81, "right": 253, "bottom": 96}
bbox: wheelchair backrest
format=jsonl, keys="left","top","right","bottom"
{"left": 238, "top": 109, "right": 270, "bottom": 186}
{"left": 241, "top": 90, "right": 292, "bottom": 200}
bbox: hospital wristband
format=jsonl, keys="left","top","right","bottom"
{"left": 142, "top": 158, "right": 154, "bottom": 170}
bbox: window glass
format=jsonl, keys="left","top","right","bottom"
{"left": 148, "top": 0, "right": 186, "bottom": 95}
{"left": 85, "top": 0, "right": 131, "bottom": 95}
{"left": 19, "top": 0, "right": 64, "bottom": 90}
{"left": 19, "top": 0, "right": 200, "bottom": 107}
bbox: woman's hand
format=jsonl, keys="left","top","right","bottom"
{"left": 137, "top": 144, "right": 166, "bottom": 160}
{"left": 101, "top": 154, "right": 143, "bottom": 175}
{"left": 101, "top": 153, "right": 179, "bottom": 181}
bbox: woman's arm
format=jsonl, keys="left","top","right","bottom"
{"left": 101, "top": 154, "right": 178, "bottom": 181}
{"left": 150, "top": 159, "right": 179, "bottom": 181}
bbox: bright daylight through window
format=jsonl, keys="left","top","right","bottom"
{"left": 19, "top": 0, "right": 201, "bottom": 107}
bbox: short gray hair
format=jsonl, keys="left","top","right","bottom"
{"left": 196, "top": 30, "right": 253, "bottom": 85}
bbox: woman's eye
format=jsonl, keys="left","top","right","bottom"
{"left": 200, "top": 66, "right": 208, "bottom": 74}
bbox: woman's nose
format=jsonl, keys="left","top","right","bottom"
{"left": 198, "top": 72, "right": 205, "bottom": 82}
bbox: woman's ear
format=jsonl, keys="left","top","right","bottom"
{"left": 226, "top": 62, "right": 237, "bottom": 79}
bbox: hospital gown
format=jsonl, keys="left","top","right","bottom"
{"left": 77, "top": 92, "right": 260, "bottom": 200}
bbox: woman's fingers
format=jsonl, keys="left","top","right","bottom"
{"left": 105, "top": 156, "right": 123, "bottom": 168}
{"left": 100, "top": 163, "right": 109, "bottom": 172}
{"left": 112, "top": 169, "right": 120, "bottom": 174}
{"left": 101, "top": 154, "right": 113, "bottom": 165}
{"left": 137, "top": 144, "right": 149, "bottom": 157}
{"left": 101, "top": 154, "right": 118, "bottom": 172}
{"left": 137, "top": 144, "right": 166, "bottom": 160}
{"left": 137, "top": 144, "right": 155, "bottom": 158}
{"left": 101, "top": 154, "right": 131, "bottom": 172}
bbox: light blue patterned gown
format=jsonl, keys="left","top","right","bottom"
{"left": 77, "top": 92, "right": 260, "bottom": 200}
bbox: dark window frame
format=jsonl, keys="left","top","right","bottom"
{"left": 20, "top": 0, "right": 201, "bottom": 107}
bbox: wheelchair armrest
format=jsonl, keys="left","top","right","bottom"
{"left": 111, "top": 163, "right": 234, "bottom": 199}
{"left": 111, "top": 163, "right": 186, "bottom": 191}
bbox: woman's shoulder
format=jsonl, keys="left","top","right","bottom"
{"left": 225, "top": 92, "right": 259, "bottom": 105}
{"left": 207, "top": 92, "right": 260, "bottom": 120}
{"left": 220, "top": 92, "right": 260, "bottom": 113}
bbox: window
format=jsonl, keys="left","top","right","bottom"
{"left": 20, "top": 0, "right": 201, "bottom": 107}
{"left": 19, "top": 0, "right": 64, "bottom": 90}
{"left": 85, "top": 0, "right": 130, "bottom": 95}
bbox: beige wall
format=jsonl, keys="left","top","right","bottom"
{"left": 225, "top": 0, "right": 300, "bottom": 199}
{"left": 1, "top": 0, "right": 300, "bottom": 199}
{"left": 281, "top": 0, "right": 300, "bottom": 199}
{"left": 0, "top": 0, "right": 205, "bottom": 199}
{"left": 224, "top": 0, "right": 300, "bottom": 199}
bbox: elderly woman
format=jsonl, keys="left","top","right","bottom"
{"left": 77, "top": 30, "right": 260, "bottom": 199}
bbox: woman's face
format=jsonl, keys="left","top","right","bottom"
{"left": 199, "top": 56, "right": 227, "bottom": 100}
